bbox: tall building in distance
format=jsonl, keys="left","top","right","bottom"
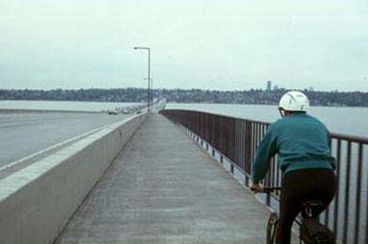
{"left": 266, "top": 80, "right": 272, "bottom": 91}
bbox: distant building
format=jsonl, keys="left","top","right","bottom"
{"left": 273, "top": 85, "right": 279, "bottom": 90}
{"left": 267, "top": 81, "right": 272, "bottom": 91}
{"left": 309, "top": 86, "right": 314, "bottom": 92}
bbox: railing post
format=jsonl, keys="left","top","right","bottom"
{"left": 354, "top": 143, "right": 363, "bottom": 244}
{"left": 244, "top": 120, "right": 253, "bottom": 185}
{"left": 342, "top": 141, "right": 352, "bottom": 244}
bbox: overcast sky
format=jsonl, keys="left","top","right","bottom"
{"left": 0, "top": 0, "right": 367, "bottom": 91}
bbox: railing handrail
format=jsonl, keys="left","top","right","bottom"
{"left": 163, "top": 109, "right": 368, "bottom": 143}
{"left": 163, "top": 109, "right": 272, "bottom": 126}
{"left": 330, "top": 133, "right": 368, "bottom": 144}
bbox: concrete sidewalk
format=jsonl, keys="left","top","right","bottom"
{"left": 56, "top": 114, "right": 270, "bottom": 244}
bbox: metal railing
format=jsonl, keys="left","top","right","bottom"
{"left": 160, "top": 109, "right": 368, "bottom": 244}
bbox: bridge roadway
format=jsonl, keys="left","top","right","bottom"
{"left": 0, "top": 111, "right": 132, "bottom": 167}
{"left": 55, "top": 114, "right": 270, "bottom": 244}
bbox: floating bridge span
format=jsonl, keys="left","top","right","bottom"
{"left": 0, "top": 109, "right": 367, "bottom": 244}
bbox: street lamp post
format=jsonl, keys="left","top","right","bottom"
{"left": 144, "top": 77, "right": 153, "bottom": 105}
{"left": 133, "top": 46, "right": 151, "bottom": 112}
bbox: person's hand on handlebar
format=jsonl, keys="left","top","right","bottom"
{"left": 250, "top": 183, "right": 263, "bottom": 193}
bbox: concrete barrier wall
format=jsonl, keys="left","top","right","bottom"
{"left": 0, "top": 113, "right": 148, "bottom": 244}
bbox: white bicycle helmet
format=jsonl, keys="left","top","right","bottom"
{"left": 279, "top": 91, "right": 310, "bottom": 112}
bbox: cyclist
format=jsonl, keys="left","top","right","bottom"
{"left": 250, "top": 91, "right": 336, "bottom": 244}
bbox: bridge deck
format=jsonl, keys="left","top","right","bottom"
{"left": 56, "top": 114, "right": 271, "bottom": 244}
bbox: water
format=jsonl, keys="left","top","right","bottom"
{"left": 0, "top": 100, "right": 142, "bottom": 112}
{"left": 1, "top": 100, "right": 366, "bottom": 137}
{"left": 166, "top": 103, "right": 368, "bottom": 138}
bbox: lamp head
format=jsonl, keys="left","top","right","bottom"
{"left": 133, "top": 46, "right": 149, "bottom": 50}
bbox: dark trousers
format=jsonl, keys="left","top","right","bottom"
{"left": 276, "top": 168, "right": 336, "bottom": 244}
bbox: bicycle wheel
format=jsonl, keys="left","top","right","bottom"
{"left": 266, "top": 212, "right": 279, "bottom": 244}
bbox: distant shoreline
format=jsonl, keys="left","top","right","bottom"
{"left": 1, "top": 88, "right": 367, "bottom": 107}
{"left": 1, "top": 99, "right": 367, "bottom": 108}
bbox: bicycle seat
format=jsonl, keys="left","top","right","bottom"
{"left": 301, "top": 200, "right": 324, "bottom": 218}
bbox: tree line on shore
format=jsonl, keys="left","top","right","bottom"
{"left": 0, "top": 88, "right": 367, "bottom": 107}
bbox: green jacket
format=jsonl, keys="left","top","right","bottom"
{"left": 251, "top": 113, "right": 335, "bottom": 184}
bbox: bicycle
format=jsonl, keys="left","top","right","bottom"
{"left": 260, "top": 187, "right": 336, "bottom": 244}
